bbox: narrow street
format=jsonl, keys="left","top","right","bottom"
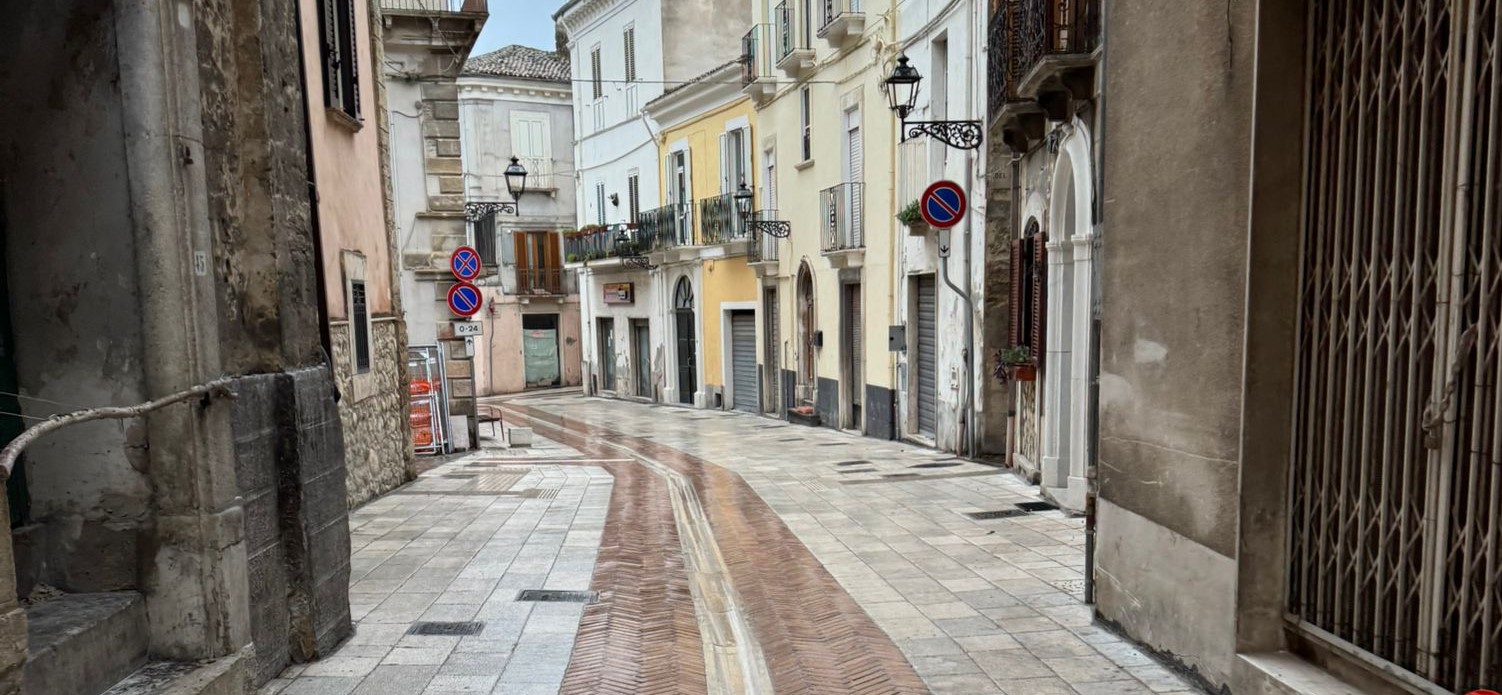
{"left": 265, "top": 394, "right": 1196, "bottom": 695}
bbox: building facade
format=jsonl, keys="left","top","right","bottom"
{"left": 460, "top": 46, "right": 584, "bottom": 396}
{"left": 557, "top": 0, "right": 751, "bottom": 403}
{"left": 741, "top": 0, "right": 900, "bottom": 437}
{"left": 299, "top": 0, "right": 413, "bottom": 507}
{"left": 381, "top": 0, "right": 487, "bottom": 449}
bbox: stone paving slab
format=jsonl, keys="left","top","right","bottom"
{"left": 509, "top": 396, "right": 1199, "bottom": 695}
{"left": 263, "top": 437, "right": 611, "bottom": 695}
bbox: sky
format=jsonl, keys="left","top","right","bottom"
{"left": 472, "top": 1, "right": 561, "bottom": 55}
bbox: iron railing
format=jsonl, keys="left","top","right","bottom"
{"left": 820, "top": 183, "right": 863, "bottom": 252}
{"left": 989, "top": 0, "right": 1100, "bottom": 110}
{"left": 515, "top": 268, "right": 574, "bottom": 295}
{"left": 742, "top": 25, "right": 776, "bottom": 85}
{"left": 639, "top": 204, "right": 693, "bottom": 249}
{"left": 564, "top": 227, "right": 613, "bottom": 263}
{"left": 819, "top": 0, "right": 861, "bottom": 32}
{"left": 380, "top": 0, "right": 485, "bottom": 13}
{"left": 699, "top": 194, "right": 747, "bottom": 245}
{"left": 748, "top": 210, "right": 782, "bottom": 263}
{"left": 774, "top": 2, "right": 801, "bottom": 61}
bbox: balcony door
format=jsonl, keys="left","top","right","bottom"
{"left": 674, "top": 277, "right": 698, "bottom": 405}
{"left": 841, "top": 108, "right": 864, "bottom": 247}
{"left": 668, "top": 150, "right": 692, "bottom": 244}
{"left": 514, "top": 231, "right": 560, "bottom": 294}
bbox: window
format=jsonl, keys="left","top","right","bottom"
{"left": 595, "top": 182, "right": 607, "bottom": 225}
{"left": 721, "top": 127, "right": 750, "bottom": 193}
{"left": 590, "top": 45, "right": 603, "bottom": 100}
{"left": 627, "top": 172, "right": 641, "bottom": 223}
{"left": 510, "top": 111, "right": 551, "bottom": 189}
{"left": 473, "top": 212, "right": 497, "bottom": 266}
{"left": 350, "top": 280, "right": 371, "bottom": 373}
{"left": 317, "top": 0, "right": 361, "bottom": 121}
{"left": 1008, "top": 221, "right": 1046, "bottom": 365}
{"left": 800, "top": 88, "right": 812, "bottom": 161}
{"left": 624, "top": 26, "right": 638, "bottom": 82}
{"left": 764, "top": 148, "right": 777, "bottom": 209}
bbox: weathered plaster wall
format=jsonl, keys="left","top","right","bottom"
{"left": 474, "top": 294, "right": 583, "bottom": 395}
{"left": 659, "top": 0, "right": 751, "bottom": 84}
{"left": 701, "top": 258, "right": 758, "bottom": 388}
{"left": 0, "top": 0, "right": 150, "bottom": 594}
{"left": 332, "top": 319, "right": 410, "bottom": 506}
{"left": 1096, "top": 0, "right": 1257, "bottom": 689}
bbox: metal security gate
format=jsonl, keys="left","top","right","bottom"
{"left": 764, "top": 287, "right": 781, "bottom": 414}
{"left": 730, "top": 311, "right": 758, "bottom": 413}
{"left": 1288, "top": 1, "right": 1502, "bottom": 690}
{"left": 675, "top": 278, "right": 697, "bottom": 405}
{"left": 915, "top": 276, "right": 937, "bottom": 438}
{"left": 844, "top": 283, "right": 863, "bottom": 428}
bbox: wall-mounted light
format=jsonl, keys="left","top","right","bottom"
{"left": 884, "top": 53, "right": 982, "bottom": 151}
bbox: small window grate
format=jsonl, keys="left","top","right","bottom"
{"left": 1015, "top": 501, "right": 1058, "bottom": 512}
{"left": 407, "top": 621, "right": 485, "bottom": 636}
{"left": 516, "top": 590, "right": 598, "bottom": 603}
{"left": 965, "top": 509, "right": 1029, "bottom": 520}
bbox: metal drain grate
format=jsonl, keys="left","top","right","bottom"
{"left": 910, "top": 462, "right": 962, "bottom": 469}
{"left": 882, "top": 473, "right": 922, "bottom": 479}
{"left": 779, "top": 437, "right": 803, "bottom": 443}
{"left": 407, "top": 621, "right": 485, "bottom": 636}
{"left": 835, "top": 460, "right": 872, "bottom": 466}
{"left": 1016, "top": 501, "right": 1058, "bottom": 512}
{"left": 836, "top": 468, "right": 876, "bottom": 474}
{"left": 965, "top": 509, "right": 1030, "bottom": 520}
{"left": 516, "top": 589, "right": 598, "bottom": 603}
{"left": 441, "top": 473, "right": 479, "bottom": 479}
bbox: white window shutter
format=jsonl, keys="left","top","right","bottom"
{"left": 719, "top": 133, "right": 730, "bottom": 193}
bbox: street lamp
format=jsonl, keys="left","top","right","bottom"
{"left": 884, "top": 53, "right": 983, "bottom": 150}
{"left": 614, "top": 224, "right": 655, "bottom": 270}
{"left": 504, "top": 156, "right": 529, "bottom": 199}
{"left": 734, "top": 182, "right": 791, "bottom": 238}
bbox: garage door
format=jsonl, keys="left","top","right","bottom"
{"left": 915, "top": 276, "right": 937, "bottom": 438}
{"left": 730, "top": 311, "right": 758, "bottom": 413}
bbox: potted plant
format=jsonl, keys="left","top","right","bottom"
{"left": 996, "top": 346, "right": 1036, "bottom": 382}
{"left": 896, "top": 200, "right": 929, "bottom": 236}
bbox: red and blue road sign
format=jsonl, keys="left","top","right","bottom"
{"left": 920, "top": 180, "right": 968, "bottom": 229}
{"left": 447, "top": 282, "right": 483, "bottom": 318}
{"left": 450, "top": 246, "right": 482, "bottom": 281}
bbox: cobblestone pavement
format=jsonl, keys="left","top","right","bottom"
{"left": 268, "top": 394, "right": 1199, "bottom": 695}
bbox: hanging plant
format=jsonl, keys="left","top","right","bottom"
{"left": 896, "top": 200, "right": 923, "bottom": 227}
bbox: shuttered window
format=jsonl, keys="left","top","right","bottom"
{"left": 624, "top": 26, "right": 638, "bottom": 82}
{"left": 590, "top": 46, "right": 603, "bottom": 99}
{"left": 350, "top": 280, "right": 370, "bottom": 373}
{"left": 1008, "top": 222, "right": 1045, "bottom": 366}
{"left": 627, "top": 172, "right": 641, "bottom": 223}
{"left": 473, "top": 212, "right": 497, "bottom": 266}
{"left": 595, "top": 182, "right": 606, "bottom": 225}
{"left": 800, "top": 88, "right": 812, "bottom": 161}
{"left": 317, "top": 0, "right": 360, "bottom": 121}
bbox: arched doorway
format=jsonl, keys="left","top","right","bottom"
{"left": 796, "top": 263, "right": 815, "bottom": 407}
{"left": 674, "top": 277, "right": 697, "bottom": 405}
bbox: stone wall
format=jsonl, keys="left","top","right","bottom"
{"left": 980, "top": 132, "right": 1015, "bottom": 456}
{"left": 332, "top": 319, "right": 411, "bottom": 507}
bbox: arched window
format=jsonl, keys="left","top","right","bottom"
{"left": 674, "top": 276, "right": 694, "bottom": 311}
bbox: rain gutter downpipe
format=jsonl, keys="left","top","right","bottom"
{"left": 1083, "top": 0, "right": 1109, "bottom": 607}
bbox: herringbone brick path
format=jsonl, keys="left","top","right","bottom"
{"left": 505, "top": 404, "right": 932, "bottom": 695}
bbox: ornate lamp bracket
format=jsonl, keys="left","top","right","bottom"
{"left": 464, "top": 201, "right": 518, "bottom": 220}
{"left": 622, "top": 255, "right": 657, "bottom": 271}
{"left": 901, "top": 120, "right": 984, "bottom": 150}
{"left": 747, "top": 220, "right": 792, "bottom": 238}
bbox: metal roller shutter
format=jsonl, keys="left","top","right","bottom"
{"left": 915, "top": 276, "right": 937, "bottom": 438}
{"left": 730, "top": 311, "right": 758, "bottom": 413}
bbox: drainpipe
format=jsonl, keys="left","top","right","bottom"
{"left": 1083, "top": 0, "right": 1109, "bottom": 607}
{"left": 938, "top": 240, "right": 972, "bottom": 458}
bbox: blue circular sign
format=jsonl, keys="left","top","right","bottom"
{"left": 447, "top": 282, "right": 483, "bottom": 317}
{"left": 450, "top": 246, "right": 482, "bottom": 281}
{"left": 920, "top": 180, "right": 968, "bottom": 229}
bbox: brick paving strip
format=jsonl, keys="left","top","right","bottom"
{"left": 502, "top": 403, "right": 932, "bottom": 695}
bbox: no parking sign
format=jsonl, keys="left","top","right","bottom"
{"left": 920, "top": 181, "right": 968, "bottom": 229}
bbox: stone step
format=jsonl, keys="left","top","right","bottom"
{"left": 100, "top": 657, "right": 247, "bottom": 695}
{"left": 24, "top": 591, "right": 148, "bottom": 695}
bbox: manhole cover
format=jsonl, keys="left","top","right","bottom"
{"left": 1016, "top": 501, "right": 1059, "bottom": 512}
{"left": 516, "top": 590, "right": 598, "bottom": 603}
{"left": 911, "top": 462, "right": 962, "bottom": 469}
{"left": 965, "top": 509, "right": 1030, "bottom": 520}
{"left": 407, "top": 621, "right": 485, "bottom": 636}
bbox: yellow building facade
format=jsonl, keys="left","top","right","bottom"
{"left": 741, "top": 0, "right": 900, "bottom": 435}
{"left": 642, "top": 61, "right": 765, "bottom": 411}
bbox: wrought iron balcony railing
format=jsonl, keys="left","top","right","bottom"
{"left": 741, "top": 24, "right": 776, "bottom": 86}
{"left": 380, "top": 0, "right": 485, "bottom": 14}
{"left": 699, "top": 194, "right": 748, "bottom": 245}
{"left": 774, "top": 2, "right": 799, "bottom": 61}
{"left": 990, "top": 0, "right": 1101, "bottom": 114}
{"left": 514, "top": 267, "right": 575, "bottom": 295}
{"left": 819, "top": 0, "right": 862, "bottom": 33}
{"left": 639, "top": 203, "right": 694, "bottom": 249}
{"left": 820, "top": 183, "right": 864, "bottom": 252}
{"left": 748, "top": 210, "right": 782, "bottom": 263}
{"left": 563, "top": 226, "right": 614, "bottom": 263}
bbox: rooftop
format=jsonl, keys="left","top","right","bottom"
{"left": 464, "top": 45, "right": 571, "bottom": 82}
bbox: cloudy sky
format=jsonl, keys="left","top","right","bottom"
{"left": 473, "top": 1, "right": 560, "bottom": 55}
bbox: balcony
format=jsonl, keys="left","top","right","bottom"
{"left": 563, "top": 226, "right": 612, "bottom": 264}
{"left": 380, "top": 0, "right": 485, "bottom": 14}
{"left": 774, "top": 2, "right": 816, "bottom": 78}
{"left": 514, "top": 267, "right": 575, "bottom": 296}
{"left": 515, "top": 157, "right": 556, "bottom": 194}
{"left": 748, "top": 210, "right": 781, "bottom": 277}
{"left": 820, "top": 183, "right": 864, "bottom": 268}
{"left": 990, "top": 0, "right": 1101, "bottom": 152}
{"left": 741, "top": 25, "right": 777, "bottom": 102}
{"left": 698, "top": 194, "right": 750, "bottom": 247}
{"left": 817, "top": 0, "right": 864, "bottom": 48}
{"left": 639, "top": 204, "right": 694, "bottom": 259}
